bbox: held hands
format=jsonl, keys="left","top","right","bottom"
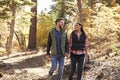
{"left": 45, "top": 54, "right": 51, "bottom": 61}
{"left": 64, "top": 53, "right": 70, "bottom": 58}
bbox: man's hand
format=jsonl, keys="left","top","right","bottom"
{"left": 64, "top": 53, "right": 69, "bottom": 58}
{"left": 46, "top": 54, "right": 51, "bottom": 61}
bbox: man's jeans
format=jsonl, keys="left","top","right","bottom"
{"left": 49, "top": 54, "right": 65, "bottom": 80}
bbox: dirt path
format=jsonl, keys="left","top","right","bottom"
{"left": 0, "top": 50, "right": 120, "bottom": 80}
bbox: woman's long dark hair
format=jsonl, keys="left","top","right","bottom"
{"left": 77, "top": 22, "right": 86, "bottom": 38}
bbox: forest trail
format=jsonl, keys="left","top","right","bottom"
{"left": 0, "top": 49, "right": 120, "bottom": 80}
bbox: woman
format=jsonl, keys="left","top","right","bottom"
{"left": 68, "top": 22, "right": 88, "bottom": 80}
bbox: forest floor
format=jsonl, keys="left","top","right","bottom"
{"left": 0, "top": 49, "right": 120, "bottom": 80}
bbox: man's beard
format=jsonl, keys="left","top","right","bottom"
{"left": 59, "top": 25, "right": 63, "bottom": 30}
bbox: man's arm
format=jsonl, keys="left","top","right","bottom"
{"left": 46, "top": 32, "right": 52, "bottom": 55}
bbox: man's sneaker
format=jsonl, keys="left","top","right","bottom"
{"left": 46, "top": 74, "right": 52, "bottom": 80}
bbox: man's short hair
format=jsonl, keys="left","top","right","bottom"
{"left": 55, "top": 17, "right": 64, "bottom": 24}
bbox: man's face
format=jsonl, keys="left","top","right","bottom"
{"left": 58, "top": 20, "right": 65, "bottom": 28}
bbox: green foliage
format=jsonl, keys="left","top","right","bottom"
{"left": 50, "top": 0, "right": 76, "bottom": 18}
{"left": 15, "top": 0, "right": 34, "bottom": 6}
{"left": 111, "top": 43, "right": 120, "bottom": 54}
{"left": 87, "top": 0, "right": 120, "bottom": 7}
{"left": 100, "top": 0, "right": 113, "bottom": 6}
{"left": 116, "top": 28, "right": 120, "bottom": 41}
{"left": 52, "top": 0, "right": 74, "bottom": 1}
{"left": 0, "top": 0, "right": 34, "bottom": 19}
{"left": 15, "top": 7, "right": 31, "bottom": 35}
{"left": 0, "top": 0, "right": 33, "bottom": 51}
{"left": 98, "top": 0, "right": 120, "bottom": 6}
{"left": 116, "top": 0, "right": 120, "bottom": 4}
{"left": 0, "top": 20, "right": 8, "bottom": 46}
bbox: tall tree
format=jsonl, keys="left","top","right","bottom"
{"left": 77, "top": 0, "right": 83, "bottom": 23}
{"left": 0, "top": 0, "right": 33, "bottom": 56}
{"left": 27, "top": 0, "right": 37, "bottom": 50}
{"left": 6, "top": 1, "right": 16, "bottom": 56}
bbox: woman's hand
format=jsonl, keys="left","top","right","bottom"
{"left": 64, "top": 53, "right": 70, "bottom": 58}
{"left": 45, "top": 54, "right": 51, "bottom": 61}
{"left": 85, "top": 54, "right": 89, "bottom": 63}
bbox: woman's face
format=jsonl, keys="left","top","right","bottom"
{"left": 74, "top": 23, "right": 81, "bottom": 31}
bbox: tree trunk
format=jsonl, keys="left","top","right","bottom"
{"left": 58, "top": 0, "right": 65, "bottom": 18}
{"left": 6, "top": 1, "right": 16, "bottom": 56}
{"left": 14, "top": 31, "right": 21, "bottom": 49}
{"left": 14, "top": 31, "right": 26, "bottom": 51}
{"left": 116, "top": 0, "right": 120, "bottom": 4}
{"left": 27, "top": 0, "right": 37, "bottom": 50}
{"left": 77, "top": 0, "right": 83, "bottom": 23}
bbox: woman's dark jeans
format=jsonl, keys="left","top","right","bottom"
{"left": 69, "top": 54, "right": 85, "bottom": 80}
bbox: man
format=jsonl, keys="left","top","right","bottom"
{"left": 46, "top": 18, "right": 69, "bottom": 80}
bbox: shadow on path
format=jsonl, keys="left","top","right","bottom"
{"left": 12, "top": 54, "right": 46, "bottom": 69}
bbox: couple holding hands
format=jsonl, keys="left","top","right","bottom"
{"left": 46, "top": 18, "right": 88, "bottom": 80}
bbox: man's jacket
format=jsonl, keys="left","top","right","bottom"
{"left": 47, "top": 28, "right": 69, "bottom": 56}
